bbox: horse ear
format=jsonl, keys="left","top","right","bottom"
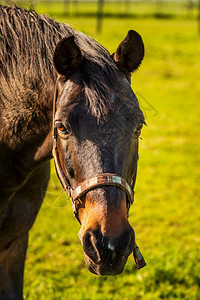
{"left": 53, "top": 36, "right": 82, "bottom": 76}
{"left": 113, "top": 30, "right": 144, "bottom": 74}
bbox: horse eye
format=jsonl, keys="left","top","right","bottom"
{"left": 134, "top": 123, "right": 143, "bottom": 138}
{"left": 55, "top": 122, "right": 69, "bottom": 135}
{"left": 58, "top": 125, "right": 66, "bottom": 133}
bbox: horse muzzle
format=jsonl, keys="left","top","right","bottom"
{"left": 81, "top": 228, "right": 135, "bottom": 275}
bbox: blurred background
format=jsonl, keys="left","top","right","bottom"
{"left": 2, "top": 0, "right": 200, "bottom": 299}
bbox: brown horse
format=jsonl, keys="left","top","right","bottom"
{"left": 0, "top": 5, "right": 145, "bottom": 299}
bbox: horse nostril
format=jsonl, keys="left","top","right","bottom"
{"left": 115, "top": 228, "right": 135, "bottom": 257}
{"left": 82, "top": 230, "right": 99, "bottom": 263}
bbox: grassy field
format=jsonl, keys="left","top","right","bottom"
{"left": 5, "top": 0, "right": 200, "bottom": 19}
{"left": 22, "top": 3, "right": 200, "bottom": 300}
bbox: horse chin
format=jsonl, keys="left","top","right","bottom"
{"left": 84, "top": 253, "right": 127, "bottom": 276}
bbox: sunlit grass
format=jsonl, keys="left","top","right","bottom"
{"left": 23, "top": 3, "right": 200, "bottom": 300}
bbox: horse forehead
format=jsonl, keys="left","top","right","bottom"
{"left": 59, "top": 77, "right": 82, "bottom": 104}
{"left": 56, "top": 71, "right": 142, "bottom": 123}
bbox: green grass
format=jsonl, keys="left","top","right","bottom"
{"left": 3, "top": 0, "right": 200, "bottom": 19}
{"left": 23, "top": 4, "right": 200, "bottom": 300}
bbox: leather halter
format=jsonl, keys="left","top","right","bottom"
{"left": 52, "top": 82, "right": 134, "bottom": 222}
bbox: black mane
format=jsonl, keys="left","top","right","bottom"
{"left": 0, "top": 5, "right": 121, "bottom": 122}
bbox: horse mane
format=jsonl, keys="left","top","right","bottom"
{"left": 0, "top": 5, "right": 123, "bottom": 122}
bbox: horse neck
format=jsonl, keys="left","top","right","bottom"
{"left": 0, "top": 71, "right": 55, "bottom": 159}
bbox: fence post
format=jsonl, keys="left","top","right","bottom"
{"left": 97, "top": 0, "right": 104, "bottom": 33}
{"left": 198, "top": 0, "right": 200, "bottom": 34}
{"left": 64, "top": 0, "right": 70, "bottom": 16}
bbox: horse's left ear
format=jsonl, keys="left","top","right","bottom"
{"left": 113, "top": 30, "right": 144, "bottom": 74}
{"left": 53, "top": 35, "right": 82, "bottom": 76}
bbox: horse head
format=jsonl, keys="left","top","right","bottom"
{"left": 52, "top": 30, "right": 145, "bottom": 275}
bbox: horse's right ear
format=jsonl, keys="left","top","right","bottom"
{"left": 53, "top": 36, "right": 82, "bottom": 76}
